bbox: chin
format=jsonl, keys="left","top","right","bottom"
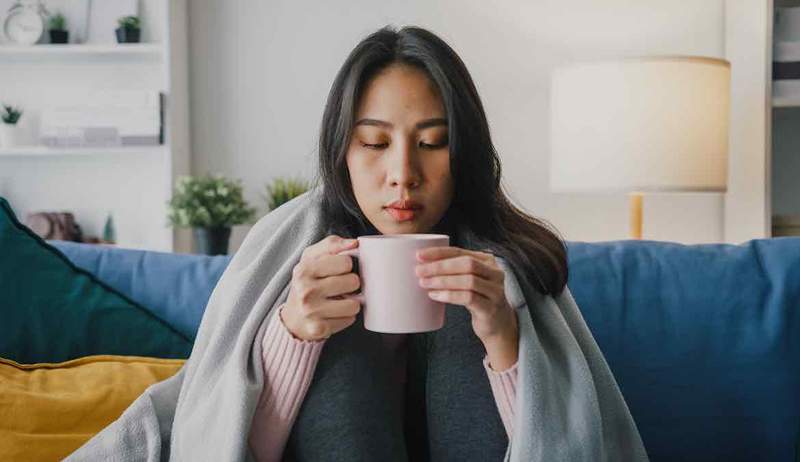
{"left": 382, "top": 221, "right": 430, "bottom": 235}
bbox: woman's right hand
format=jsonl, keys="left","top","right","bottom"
{"left": 280, "top": 235, "right": 362, "bottom": 341}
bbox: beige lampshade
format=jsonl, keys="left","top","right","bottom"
{"left": 549, "top": 56, "right": 730, "bottom": 193}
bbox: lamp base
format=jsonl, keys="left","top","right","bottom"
{"left": 629, "top": 192, "right": 643, "bottom": 240}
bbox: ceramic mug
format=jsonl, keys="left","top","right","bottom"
{"left": 339, "top": 234, "right": 450, "bottom": 333}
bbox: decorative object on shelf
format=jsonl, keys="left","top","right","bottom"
{"left": 102, "top": 211, "right": 116, "bottom": 244}
{"left": 115, "top": 15, "right": 140, "bottom": 44}
{"left": 167, "top": 174, "right": 257, "bottom": 255}
{"left": 47, "top": 11, "right": 68, "bottom": 44}
{"left": 3, "top": 0, "right": 48, "bottom": 46}
{"left": 40, "top": 90, "right": 161, "bottom": 148}
{"left": 262, "top": 177, "right": 311, "bottom": 213}
{"left": 25, "top": 211, "right": 83, "bottom": 242}
{"left": 0, "top": 104, "right": 23, "bottom": 148}
{"left": 86, "top": 0, "right": 137, "bottom": 44}
{"left": 549, "top": 56, "right": 731, "bottom": 240}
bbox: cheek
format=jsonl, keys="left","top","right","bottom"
{"left": 427, "top": 154, "right": 453, "bottom": 191}
{"left": 346, "top": 152, "right": 382, "bottom": 197}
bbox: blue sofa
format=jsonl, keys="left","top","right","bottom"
{"left": 49, "top": 237, "right": 800, "bottom": 462}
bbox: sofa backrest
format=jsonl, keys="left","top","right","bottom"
{"left": 51, "top": 237, "right": 800, "bottom": 461}
{"left": 50, "top": 241, "right": 231, "bottom": 340}
{"left": 567, "top": 237, "right": 800, "bottom": 461}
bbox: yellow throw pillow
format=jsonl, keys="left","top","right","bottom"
{"left": 0, "top": 355, "right": 185, "bottom": 462}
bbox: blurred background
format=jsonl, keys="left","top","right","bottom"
{"left": 0, "top": 0, "right": 794, "bottom": 254}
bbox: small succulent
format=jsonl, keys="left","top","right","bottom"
{"left": 262, "top": 177, "right": 311, "bottom": 212}
{"left": 117, "top": 15, "right": 141, "bottom": 31}
{"left": 48, "top": 12, "right": 66, "bottom": 31}
{"left": 167, "top": 174, "right": 257, "bottom": 228}
{"left": 1, "top": 105, "right": 22, "bottom": 125}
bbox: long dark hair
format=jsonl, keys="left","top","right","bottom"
{"left": 314, "top": 25, "right": 568, "bottom": 297}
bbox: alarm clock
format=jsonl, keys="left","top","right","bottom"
{"left": 3, "top": 1, "right": 47, "bottom": 46}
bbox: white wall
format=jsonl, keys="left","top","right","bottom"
{"left": 188, "top": 0, "right": 731, "bottom": 253}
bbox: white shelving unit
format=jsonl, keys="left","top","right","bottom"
{"left": 0, "top": 0, "right": 189, "bottom": 252}
{"left": 0, "top": 42, "right": 164, "bottom": 57}
{"left": 771, "top": 1, "right": 800, "bottom": 237}
{"left": 0, "top": 145, "right": 168, "bottom": 157}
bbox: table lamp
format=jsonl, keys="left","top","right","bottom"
{"left": 549, "top": 56, "right": 730, "bottom": 239}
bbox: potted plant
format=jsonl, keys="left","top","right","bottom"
{"left": 0, "top": 105, "right": 23, "bottom": 148}
{"left": 115, "top": 15, "right": 141, "bottom": 43}
{"left": 167, "top": 174, "right": 256, "bottom": 255}
{"left": 262, "top": 177, "right": 311, "bottom": 212}
{"left": 48, "top": 12, "right": 68, "bottom": 44}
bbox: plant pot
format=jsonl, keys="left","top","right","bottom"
{"left": 115, "top": 27, "right": 141, "bottom": 43}
{"left": 192, "top": 226, "right": 231, "bottom": 255}
{"left": 0, "top": 124, "right": 23, "bottom": 148}
{"left": 49, "top": 30, "right": 69, "bottom": 44}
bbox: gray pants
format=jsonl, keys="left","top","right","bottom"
{"left": 283, "top": 306, "right": 509, "bottom": 461}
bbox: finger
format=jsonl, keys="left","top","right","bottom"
{"left": 317, "top": 297, "right": 361, "bottom": 319}
{"left": 317, "top": 272, "right": 360, "bottom": 298}
{"left": 309, "top": 254, "right": 355, "bottom": 278}
{"left": 416, "top": 255, "right": 502, "bottom": 282}
{"left": 417, "top": 246, "right": 495, "bottom": 264}
{"left": 303, "top": 235, "right": 357, "bottom": 261}
{"left": 427, "top": 289, "right": 493, "bottom": 310}
{"left": 419, "top": 274, "right": 499, "bottom": 302}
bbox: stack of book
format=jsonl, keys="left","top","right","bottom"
{"left": 39, "top": 90, "right": 163, "bottom": 148}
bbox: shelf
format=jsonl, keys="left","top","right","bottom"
{"left": 772, "top": 95, "right": 800, "bottom": 107}
{"left": 772, "top": 214, "right": 800, "bottom": 237}
{"left": 0, "top": 145, "right": 168, "bottom": 157}
{"left": 772, "top": 79, "right": 800, "bottom": 107}
{"left": 0, "top": 43, "right": 164, "bottom": 61}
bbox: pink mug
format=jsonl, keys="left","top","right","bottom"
{"left": 339, "top": 234, "right": 450, "bottom": 333}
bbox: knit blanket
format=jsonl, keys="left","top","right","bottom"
{"left": 66, "top": 185, "right": 649, "bottom": 461}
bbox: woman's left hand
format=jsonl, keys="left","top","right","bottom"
{"left": 416, "top": 246, "right": 519, "bottom": 370}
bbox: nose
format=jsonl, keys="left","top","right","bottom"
{"left": 387, "top": 139, "right": 421, "bottom": 189}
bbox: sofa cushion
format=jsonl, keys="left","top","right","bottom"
{"left": 0, "top": 197, "right": 193, "bottom": 363}
{"left": 0, "top": 355, "right": 184, "bottom": 461}
{"left": 567, "top": 237, "right": 800, "bottom": 462}
{"left": 49, "top": 240, "right": 230, "bottom": 340}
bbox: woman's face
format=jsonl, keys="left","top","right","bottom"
{"left": 346, "top": 63, "right": 454, "bottom": 235}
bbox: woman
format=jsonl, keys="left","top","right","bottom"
{"left": 247, "top": 25, "right": 569, "bottom": 461}
{"left": 68, "top": 24, "right": 646, "bottom": 462}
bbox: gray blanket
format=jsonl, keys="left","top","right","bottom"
{"left": 66, "top": 185, "right": 649, "bottom": 461}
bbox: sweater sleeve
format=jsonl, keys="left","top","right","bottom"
{"left": 483, "top": 355, "right": 519, "bottom": 439}
{"left": 248, "top": 304, "right": 326, "bottom": 462}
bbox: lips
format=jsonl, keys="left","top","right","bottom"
{"left": 384, "top": 199, "right": 422, "bottom": 222}
{"left": 385, "top": 199, "right": 423, "bottom": 210}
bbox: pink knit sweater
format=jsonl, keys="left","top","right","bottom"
{"left": 248, "top": 306, "right": 519, "bottom": 461}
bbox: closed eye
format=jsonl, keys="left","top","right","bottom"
{"left": 420, "top": 141, "right": 448, "bottom": 150}
{"left": 360, "top": 142, "right": 448, "bottom": 150}
{"left": 361, "top": 142, "right": 388, "bottom": 149}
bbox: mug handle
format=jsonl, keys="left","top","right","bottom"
{"left": 336, "top": 248, "right": 365, "bottom": 304}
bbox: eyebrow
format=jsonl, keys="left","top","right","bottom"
{"left": 354, "top": 117, "right": 448, "bottom": 130}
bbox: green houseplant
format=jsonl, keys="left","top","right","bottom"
{"left": 262, "top": 177, "right": 311, "bottom": 213}
{"left": 115, "top": 15, "right": 141, "bottom": 43}
{"left": 48, "top": 12, "right": 68, "bottom": 44}
{"left": 167, "top": 174, "right": 256, "bottom": 255}
{"left": 0, "top": 104, "right": 23, "bottom": 148}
